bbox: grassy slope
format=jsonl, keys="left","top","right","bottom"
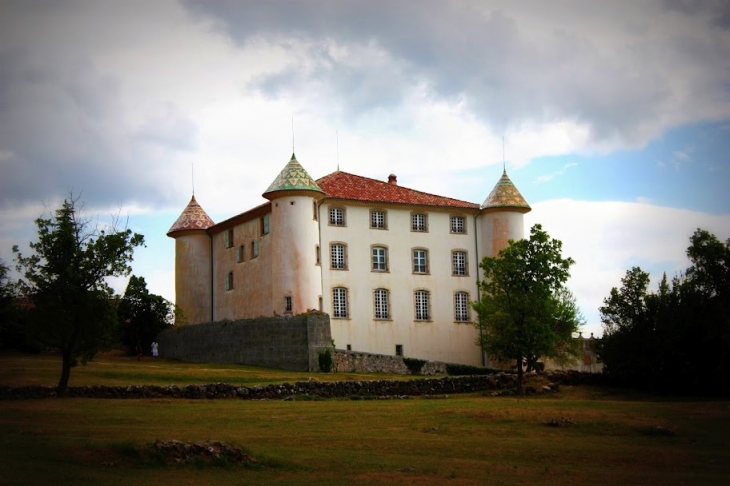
{"left": 1, "top": 351, "right": 729, "bottom": 485}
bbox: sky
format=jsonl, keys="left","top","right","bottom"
{"left": 1, "top": 0, "right": 729, "bottom": 338}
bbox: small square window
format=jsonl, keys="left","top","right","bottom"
{"left": 329, "top": 207, "right": 346, "bottom": 226}
{"left": 370, "top": 210, "right": 387, "bottom": 229}
{"left": 450, "top": 216, "right": 466, "bottom": 234}
{"left": 411, "top": 213, "right": 428, "bottom": 232}
{"left": 395, "top": 344, "right": 403, "bottom": 357}
{"left": 346, "top": 344, "right": 352, "bottom": 351}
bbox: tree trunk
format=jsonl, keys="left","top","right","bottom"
{"left": 516, "top": 352, "right": 524, "bottom": 395}
{"left": 58, "top": 351, "right": 72, "bottom": 392}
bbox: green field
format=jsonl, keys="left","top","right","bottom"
{"left": 1, "top": 351, "right": 729, "bottom": 485}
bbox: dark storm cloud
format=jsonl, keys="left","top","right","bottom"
{"left": 185, "top": 0, "right": 730, "bottom": 144}
{"left": 0, "top": 44, "right": 198, "bottom": 210}
{"left": 664, "top": 0, "right": 730, "bottom": 29}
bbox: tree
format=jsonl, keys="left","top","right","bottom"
{"left": 472, "top": 224, "right": 579, "bottom": 393}
{"left": 599, "top": 229, "right": 730, "bottom": 395}
{"left": 117, "top": 275, "right": 174, "bottom": 354}
{"left": 0, "top": 258, "right": 17, "bottom": 349}
{"left": 12, "top": 197, "right": 144, "bottom": 390}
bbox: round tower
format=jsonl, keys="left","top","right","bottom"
{"left": 263, "top": 153, "right": 324, "bottom": 315}
{"left": 166, "top": 195, "right": 215, "bottom": 325}
{"left": 480, "top": 169, "right": 531, "bottom": 258}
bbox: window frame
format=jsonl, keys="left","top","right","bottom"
{"left": 332, "top": 287, "right": 349, "bottom": 319}
{"left": 450, "top": 215, "right": 467, "bottom": 234}
{"left": 371, "top": 245, "right": 388, "bottom": 272}
{"left": 236, "top": 244, "right": 245, "bottom": 263}
{"left": 411, "top": 212, "right": 428, "bottom": 232}
{"left": 225, "top": 271, "right": 234, "bottom": 291}
{"left": 452, "top": 250, "right": 468, "bottom": 276}
{"left": 374, "top": 288, "right": 390, "bottom": 320}
{"left": 412, "top": 248, "right": 429, "bottom": 274}
{"left": 329, "top": 206, "right": 346, "bottom": 227}
{"left": 261, "top": 215, "right": 270, "bottom": 235}
{"left": 251, "top": 240, "right": 259, "bottom": 258}
{"left": 454, "top": 291, "right": 470, "bottom": 322}
{"left": 330, "top": 242, "right": 348, "bottom": 270}
{"left": 369, "top": 209, "right": 388, "bottom": 230}
{"left": 414, "top": 289, "right": 431, "bottom": 321}
{"left": 284, "top": 295, "right": 293, "bottom": 314}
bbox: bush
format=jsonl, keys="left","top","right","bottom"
{"left": 318, "top": 348, "right": 333, "bottom": 372}
{"left": 445, "top": 364, "right": 497, "bottom": 376}
{"left": 403, "top": 357, "right": 426, "bottom": 375}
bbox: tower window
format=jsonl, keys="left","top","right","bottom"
{"left": 284, "top": 295, "right": 293, "bottom": 314}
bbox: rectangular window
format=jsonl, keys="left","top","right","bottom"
{"left": 411, "top": 213, "right": 428, "bottom": 232}
{"left": 284, "top": 295, "right": 292, "bottom": 313}
{"left": 262, "top": 215, "right": 270, "bottom": 235}
{"left": 372, "top": 246, "right": 388, "bottom": 271}
{"left": 415, "top": 290, "right": 430, "bottom": 320}
{"left": 452, "top": 251, "right": 468, "bottom": 276}
{"left": 252, "top": 240, "right": 259, "bottom": 258}
{"left": 413, "top": 249, "right": 429, "bottom": 274}
{"left": 315, "top": 245, "right": 321, "bottom": 265}
{"left": 450, "top": 216, "right": 466, "bottom": 234}
{"left": 225, "top": 271, "right": 233, "bottom": 291}
{"left": 236, "top": 245, "right": 245, "bottom": 263}
{"left": 395, "top": 344, "right": 403, "bottom": 356}
{"left": 374, "top": 288, "right": 390, "bottom": 319}
{"left": 333, "top": 287, "right": 348, "bottom": 318}
{"left": 224, "top": 229, "right": 234, "bottom": 248}
{"left": 370, "top": 210, "right": 387, "bottom": 229}
{"left": 455, "top": 292, "right": 470, "bottom": 322}
{"left": 330, "top": 243, "right": 346, "bottom": 269}
{"left": 329, "top": 207, "right": 345, "bottom": 226}
{"left": 313, "top": 201, "right": 318, "bottom": 220}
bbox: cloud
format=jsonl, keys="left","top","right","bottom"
{"left": 535, "top": 162, "right": 578, "bottom": 183}
{"left": 185, "top": 0, "right": 730, "bottom": 152}
{"left": 526, "top": 199, "right": 730, "bottom": 336}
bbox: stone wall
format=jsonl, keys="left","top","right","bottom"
{"left": 334, "top": 349, "right": 449, "bottom": 375}
{"left": 157, "top": 313, "right": 332, "bottom": 372}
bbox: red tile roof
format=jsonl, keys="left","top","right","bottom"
{"left": 316, "top": 171, "right": 479, "bottom": 209}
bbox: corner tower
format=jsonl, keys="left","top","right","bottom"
{"left": 263, "top": 153, "right": 325, "bottom": 314}
{"left": 480, "top": 169, "right": 531, "bottom": 257}
{"left": 167, "top": 195, "right": 215, "bottom": 325}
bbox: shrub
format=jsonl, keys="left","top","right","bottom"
{"left": 403, "top": 357, "right": 426, "bottom": 375}
{"left": 318, "top": 348, "right": 333, "bottom": 372}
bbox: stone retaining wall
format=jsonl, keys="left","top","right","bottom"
{"left": 157, "top": 313, "right": 332, "bottom": 372}
{"left": 334, "top": 349, "right": 448, "bottom": 375}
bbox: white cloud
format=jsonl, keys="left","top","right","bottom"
{"left": 535, "top": 162, "right": 579, "bottom": 183}
{"left": 526, "top": 199, "right": 730, "bottom": 337}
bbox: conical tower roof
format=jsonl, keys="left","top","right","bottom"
{"left": 263, "top": 153, "right": 324, "bottom": 199}
{"left": 482, "top": 170, "right": 531, "bottom": 213}
{"left": 166, "top": 195, "right": 215, "bottom": 237}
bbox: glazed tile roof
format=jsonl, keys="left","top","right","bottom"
{"left": 167, "top": 195, "right": 215, "bottom": 236}
{"left": 316, "top": 171, "right": 479, "bottom": 209}
{"left": 482, "top": 170, "right": 531, "bottom": 211}
{"left": 263, "top": 153, "right": 324, "bottom": 197}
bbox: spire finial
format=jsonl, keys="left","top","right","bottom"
{"left": 336, "top": 129, "right": 340, "bottom": 171}
{"left": 191, "top": 162, "right": 195, "bottom": 196}
{"left": 291, "top": 117, "right": 295, "bottom": 154}
{"left": 502, "top": 135, "right": 506, "bottom": 173}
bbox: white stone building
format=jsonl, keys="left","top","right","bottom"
{"left": 167, "top": 154, "right": 530, "bottom": 366}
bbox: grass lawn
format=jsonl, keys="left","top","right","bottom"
{"left": 1, "top": 351, "right": 729, "bottom": 485}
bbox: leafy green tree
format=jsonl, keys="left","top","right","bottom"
{"left": 472, "top": 224, "right": 579, "bottom": 393}
{"left": 0, "top": 258, "right": 17, "bottom": 348}
{"left": 12, "top": 198, "right": 144, "bottom": 390}
{"left": 117, "top": 275, "right": 174, "bottom": 354}
{"left": 600, "top": 229, "right": 730, "bottom": 395}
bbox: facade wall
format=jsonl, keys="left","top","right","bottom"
{"left": 174, "top": 232, "right": 212, "bottom": 325}
{"left": 212, "top": 214, "right": 273, "bottom": 320}
{"left": 319, "top": 203, "right": 483, "bottom": 366}
{"left": 157, "top": 314, "right": 332, "bottom": 372}
{"left": 478, "top": 211, "right": 525, "bottom": 258}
